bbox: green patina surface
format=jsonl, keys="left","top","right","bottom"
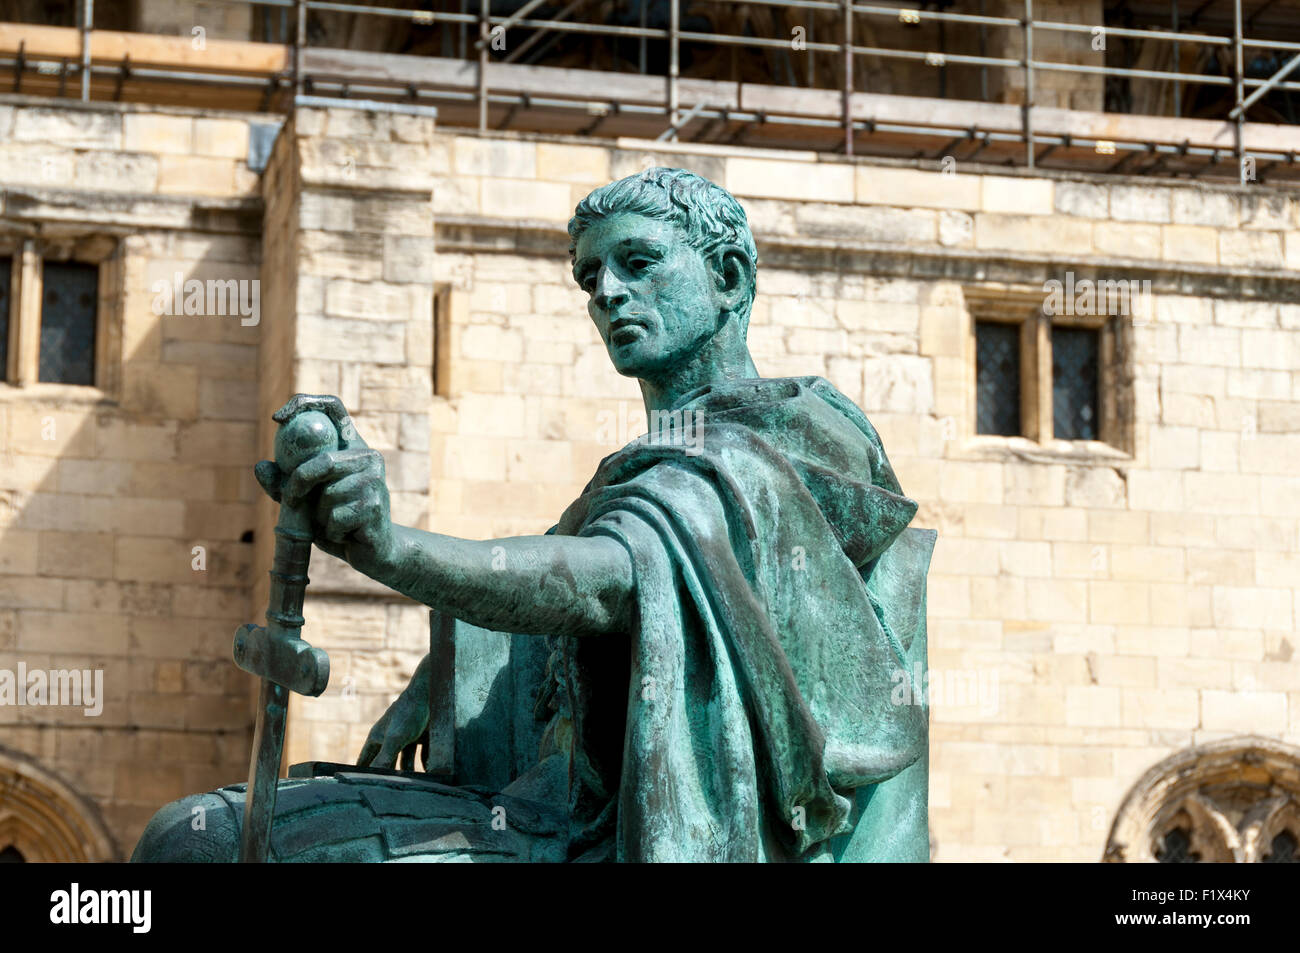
{"left": 132, "top": 168, "right": 933, "bottom": 863}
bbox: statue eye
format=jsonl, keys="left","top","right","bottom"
{"left": 628, "top": 257, "right": 652, "bottom": 272}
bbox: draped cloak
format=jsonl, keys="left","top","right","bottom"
{"left": 536, "top": 376, "right": 933, "bottom": 863}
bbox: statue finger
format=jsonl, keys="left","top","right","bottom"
{"left": 322, "top": 501, "right": 369, "bottom": 544}
{"left": 254, "top": 460, "right": 284, "bottom": 503}
{"left": 272, "top": 394, "right": 369, "bottom": 452}
{"left": 357, "top": 732, "right": 383, "bottom": 767}
{"left": 374, "top": 735, "right": 404, "bottom": 769}
{"left": 282, "top": 449, "right": 376, "bottom": 506}
{"left": 399, "top": 742, "right": 417, "bottom": 772}
{"left": 318, "top": 472, "right": 373, "bottom": 509}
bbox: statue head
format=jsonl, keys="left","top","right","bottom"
{"left": 567, "top": 168, "right": 758, "bottom": 383}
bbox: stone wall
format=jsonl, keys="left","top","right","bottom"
{"left": 0, "top": 96, "right": 268, "bottom": 855}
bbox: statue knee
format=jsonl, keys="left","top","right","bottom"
{"left": 130, "top": 791, "right": 240, "bottom": 863}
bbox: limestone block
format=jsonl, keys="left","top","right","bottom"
{"left": 1147, "top": 425, "right": 1199, "bottom": 469}
{"left": 1172, "top": 189, "right": 1236, "bottom": 227}
{"left": 982, "top": 176, "right": 1054, "bottom": 215}
{"left": 1160, "top": 225, "right": 1217, "bottom": 264}
{"left": 861, "top": 355, "right": 933, "bottom": 414}
{"left": 1219, "top": 231, "right": 1284, "bottom": 268}
{"left": 726, "top": 157, "right": 853, "bottom": 204}
{"left": 1054, "top": 181, "right": 1108, "bottom": 218}
{"left": 1121, "top": 688, "right": 1199, "bottom": 729}
{"left": 1242, "top": 328, "right": 1300, "bottom": 370}
{"left": 1064, "top": 467, "right": 1125, "bottom": 509}
{"left": 1025, "top": 579, "right": 1088, "bottom": 623}
{"left": 12, "top": 107, "right": 121, "bottom": 147}
{"left": 124, "top": 114, "right": 193, "bottom": 155}
{"left": 794, "top": 203, "right": 936, "bottom": 243}
{"left": 157, "top": 155, "right": 237, "bottom": 196}
{"left": 192, "top": 118, "right": 250, "bottom": 159}
{"left": 480, "top": 177, "right": 572, "bottom": 221}
{"left": 1201, "top": 689, "right": 1287, "bottom": 733}
{"left": 1065, "top": 686, "right": 1121, "bottom": 727}
{"left": 923, "top": 210, "right": 969, "bottom": 250}
{"left": 454, "top": 137, "right": 537, "bottom": 178}
{"left": 973, "top": 213, "right": 1093, "bottom": 255}
{"left": 1089, "top": 581, "right": 1149, "bottom": 625}
{"left": 74, "top": 151, "right": 159, "bottom": 191}
{"left": 537, "top": 143, "right": 611, "bottom": 184}
{"left": 1110, "top": 184, "right": 1172, "bottom": 223}
{"left": 855, "top": 166, "right": 981, "bottom": 211}
{"left": 1212, "top": 586, "right": 1292, "bottom": 630}
{"left": 1238, "top": 192, "right": 1293, "bottom": 230}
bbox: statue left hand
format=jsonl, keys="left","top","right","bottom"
{"left": 357, "top": 654, "right": 433, "bottom": 771}
{"left": 254, "top": 394, "right": 398, "bottom": 576}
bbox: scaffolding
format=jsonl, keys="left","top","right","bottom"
{"left": 4, "top": 1, "right": 1300, "bottom": 184}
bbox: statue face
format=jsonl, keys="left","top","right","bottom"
{"left": 573, "top": 212, "right": 724, "bottom": 380}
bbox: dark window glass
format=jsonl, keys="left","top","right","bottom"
{"left": 40, "top": 261, "right": 98, "bottom": 386}
{"left": 0, "top": 257, "right": 11, "bottom": 381}
{"left": 1263, "top": 830, "right": 1299, "bottom": 863}
{"left": 1053, "top": 325, "right": 1100, "bottom": 440}
{"left": 975, "top": 321, "right": 1020, "bottom": 436}
{"left": 1155, "top": 826, "right": 1199, "bottom": 863}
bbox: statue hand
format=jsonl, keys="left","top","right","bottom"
{"left": 253, "top": 395, "right": 397, "bottom": 574}
{"left": 357, "top": 656, "right": 432, "bottom": 771}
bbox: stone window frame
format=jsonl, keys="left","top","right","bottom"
{"left": 960, "top": 283, "right": 1134, "bottom": 462}
{"left": 1104, "top": 736, "right": 1300, "bottom": 863}
{"left": 0, "top": 233, "right": 123, "bottom": 401}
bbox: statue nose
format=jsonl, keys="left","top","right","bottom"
{"left": 594, "top": 269, "right": 629, "bottom": 312}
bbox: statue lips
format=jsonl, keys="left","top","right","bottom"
{"left": 609, "top": 316, "right": 649, "bottom": 347}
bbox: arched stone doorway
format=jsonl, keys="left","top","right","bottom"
{"left": 0, "top": 745, "right": 118, "bottom": 862}
{"left": 1104, "top": 735, "right": 1300, "bottom": 863}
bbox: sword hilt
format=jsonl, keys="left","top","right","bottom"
{"left": 233, "top": 409, "right": 338, "bottom": 696}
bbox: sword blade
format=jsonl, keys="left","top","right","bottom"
{"left": 240, "top": 678, "right": 289, "bottom": 862}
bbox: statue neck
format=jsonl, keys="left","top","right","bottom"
{"left": 638, "top": 325, "right": 758, "bottom": 416}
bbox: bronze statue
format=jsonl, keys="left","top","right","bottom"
{"left": 132, "top": 168, "right": 934, "bottom": 863}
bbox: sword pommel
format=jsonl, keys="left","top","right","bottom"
{"left": 274, "top": 410, "right": 339, "bottom": 471}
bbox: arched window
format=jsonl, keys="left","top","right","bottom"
{"left": 1104, "top": 736, "right": 1300, "bottom": 863}
{"left": 0, "top": 746, "right": 118, "bottom": 863}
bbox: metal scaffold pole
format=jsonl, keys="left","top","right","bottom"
{"left": 295, "top": 0, "right": 306, "bottom": 100}
{"left": 843, "top": 0, "right": 853, "bottom": 156}
{"left": 1233, "top": 0, "right": 1247, "bottom": 185}
{"left": 1024, "top": 0, "right": 1034, "bottom": 168}
{"left": 479, "top": 0, "right": 489, "bottom": 131}
{"left": 80, "top": 0, "right": 92, "bottom": 101}
{"left": 669, "top": 0, "right": 680, "bottom": 137}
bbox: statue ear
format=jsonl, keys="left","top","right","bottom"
{"left": 711, "top": 243, "right": 754, "bottom": 314}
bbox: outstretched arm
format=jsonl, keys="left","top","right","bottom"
{"left": 368, "top": 525, "right": 633, "bottom": 637}
{"left": 257, "top": 395, "right": 634, "bottom": 638}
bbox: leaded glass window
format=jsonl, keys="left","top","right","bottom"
{"left": 0, "top": 257, "right": 11, "bottom": 381}
{"left": 975, "top": 321, "right": 1020, "bottom": 436}
{"left": 1263, "top": 831, "right": 1299, "bottom": 863}
{"left": 1052, "top": 325, "right": 1099, "bottom": 440}
{"left": 1155, "top": 827, "right": 1199, "bottom": 863}
{"left": 39, "top": 260, "right": 98, "bottom": 386}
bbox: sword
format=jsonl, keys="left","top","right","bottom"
{"left": 232, "top": 408, "right": 338, "bottom": 863}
